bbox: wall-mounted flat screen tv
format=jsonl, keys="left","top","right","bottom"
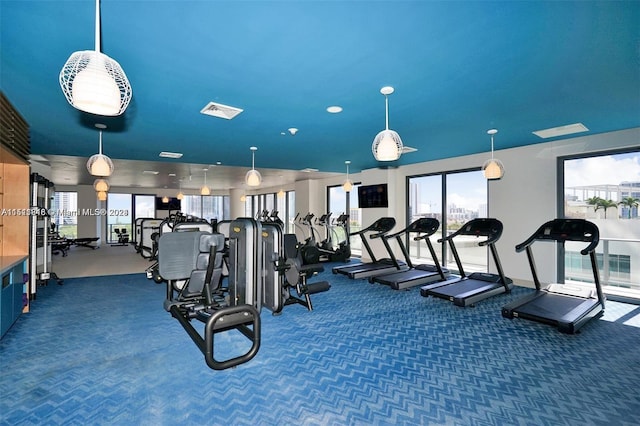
{"left": 155, "top": 197, "right": 181, "bottom": 211}
{"left": 357, "top": 184, "right": 388, "bottom": 208}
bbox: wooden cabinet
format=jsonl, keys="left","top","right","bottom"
{"left": 0, "top": 92, "right": 30, "bottom": 338}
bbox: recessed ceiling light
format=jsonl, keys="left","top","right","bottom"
{"left": 327, "top": 106, "right": 343, "bottom": 113}
{"left": 159, "top": 151, "right": 183, "bottom": 159}
{"left": 532, "top": 123, "right": 589, "bottom": 139}
{"left": 143, "top": 170, "right": 159, "bottom": 175}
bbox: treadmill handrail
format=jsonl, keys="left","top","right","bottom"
{"left": 352, "top": 217, "right": 396, "bottom": 237}
{"left": 384, "top": 217, "right": 440, "bottom": 240}
{"left": 438, "top": 218, "right": 503, "bottom": 246}
{"left": 515, "top": 219, "right": 600, "bottom": 255}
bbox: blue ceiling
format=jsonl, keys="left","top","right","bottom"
{"left": 1, "top": 1, "right": 639, "bottom": 178}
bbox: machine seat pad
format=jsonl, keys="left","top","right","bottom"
{"left": 305, "top": 281, "right": 331, "bottom": 294}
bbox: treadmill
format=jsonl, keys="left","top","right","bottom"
{"left": 332, "top": 217, "right": 407, "bottom": 279}
{"left": 370, "top": 217, "right": 452, "bottom": 290}
{"left": 501, "top": 218, "right": 605, "bottom": 334}
{"left": 421, "top": 218, "right": 513, "bottom": 306}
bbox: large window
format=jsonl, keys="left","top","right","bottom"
{"left": 202, "top": 196, "right": 229, "bottom": 222}
{"left": 134, "top": 195, "right": 155, "bottom": 220}
{"left": 107, "top": 193, "right": 132, "bottom": 243}
{"left": 408, "top": 169, "right": 487, "bottom": 273}
{"left": 328, "top": 184, "right": 361, "bottom": 255}
{"left": 51, "top": 191, "right": 78, "bottom": 238}
{"left": 183, "top": 195, "right": 229, "bottom": 222}
{"left": 561, "top": 149, "right": 640, "bottom": 300}
{"left": 244, "top": 191, "right": 295, "bottom": 232}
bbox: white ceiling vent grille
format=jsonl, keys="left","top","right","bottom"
{"left": 200, "top": 101, "right": 243, "bottom": 120}
{"left": 533, "top": 123, "right": 588, "bottom": 139}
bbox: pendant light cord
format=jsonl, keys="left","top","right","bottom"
{"left": 490, "top": 134, "right": 495, "bottom": 159}
{"left": 94, "top": 0, "right": 100, "bottom": 52}
{"left": 385, "top": 95, "right": 389, "bottom": 130}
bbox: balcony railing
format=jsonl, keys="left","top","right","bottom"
{"left": 566, "top": 237, "right": 640, "bottom": 300}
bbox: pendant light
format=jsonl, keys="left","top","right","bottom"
{"left": 162, "top": 196, "right": 169, "bottom": 203}
{"left": 59, "top": 0, "right": 132, "bottom": 116}
{"left": 482, "top": 129, "right": 505, "bottom": 180}
{"left": 176, "top": 179, "right": 184, "bottom": 200}
{"left": 97, "top": 191, "right": 107, "bottom": 201}
{"left": 342, "top": 160, "right": 353, "bottom": 192}
{"left": 240, "top": 183, "right": 247, "bottom": 202}
{"left": 87, "top": 126, "right": 114, "bottom": 177}
{"left": 372, "top": 86, "right": 403, "bottom": 162}
{"left": 277, "top": 175, "right": 285, "bottom": 198}
{"left": 201, "top": 169, "right": 210, "bottom": 195}
{"left": 93, "top": 178, "right": 109, "bottom": 192}
{"left": 245, "top": 146, "right": 262, "bottom": 187}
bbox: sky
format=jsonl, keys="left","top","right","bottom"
{"left": 564, "top": 152, "right": 640, "bottom": 188}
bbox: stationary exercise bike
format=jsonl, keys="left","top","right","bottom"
{"left": 111, "top": 228, "right": 130, "bottom": 246}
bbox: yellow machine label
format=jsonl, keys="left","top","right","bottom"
{"left": 233, "top": 227, "right": 241, "bottom": 232}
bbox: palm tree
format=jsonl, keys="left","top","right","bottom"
{"left": 598, "top": 199, "right": 618, "bottom": 219}
{"left": 618, "top": 196, "right": 639, "bottom": 219}
{"left": 586, "top": 196, "right": 603, "bottom": 217}
{"left": 585, "top": 196, "right": 617, "bottom": 219}
{"left": 586, "top": 196, "right": 602, "bottom": 212}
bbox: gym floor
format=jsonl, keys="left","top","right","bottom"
{"left": 2, "top": 263, "right": 639, "bottom": 425}
{"left": 50, "top": 242, "right": 154, "bottom": 279}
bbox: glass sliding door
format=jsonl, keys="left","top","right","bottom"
{"left": 444, "top": 170, "right": 488, "bottom": 274}
{"left": 328, "top": 183, "right": 361, "bottom": 256}
{"left": 407, "top": 175, "right": 442, "bottom": 264}
{"left": 561, "top": 149, "right": 640, "bottom": 302}
{"left": 407, "top": 169, "right": 487, "bottom": 274}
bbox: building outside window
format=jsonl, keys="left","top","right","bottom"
{"left": 51, "top": 191, "right": 78, "bottom": 238}
{"left": 562, "top": 149, "right": 640, "bottom": 300}
{"left": 408, "top": 169, "right": 487, "bottom": 274}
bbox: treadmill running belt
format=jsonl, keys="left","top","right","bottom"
{"left": 516, "top": 292, "right": 591, "bottom": 321}
{"left": 432, "top": 279, "right": 500, "bottom": 298}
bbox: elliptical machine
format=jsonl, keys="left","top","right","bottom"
{"left": 293, "top": 212, "right": 321, "bottom": 265}
{"left": 313, "top": 213, "right": 351, "bottom": 262}
{"left": 327, "top": 213, "right": 351, "bottom": 262}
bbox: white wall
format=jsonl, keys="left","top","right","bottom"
{"left": 311, "top": 127, "right": 640, "bottom": 286}
{"left": 50, "top": 127, "right": 639, "bottom": 286}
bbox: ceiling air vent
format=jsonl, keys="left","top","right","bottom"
{"left": 533, "top": 123, "right": 588, "bottom": 139}
{"left": 159, "top": 151, "right": 183, "bottom": 159}
{"left": 200, "top": 101, "right": 243, "bottom": 120}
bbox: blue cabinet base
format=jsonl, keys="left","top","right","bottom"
{"left": 0, "top": 256, "right": 28, "bottom": 339}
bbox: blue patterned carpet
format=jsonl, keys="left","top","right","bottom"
{"left": 1, "top": 268, "right": 640, "bottom": 426}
